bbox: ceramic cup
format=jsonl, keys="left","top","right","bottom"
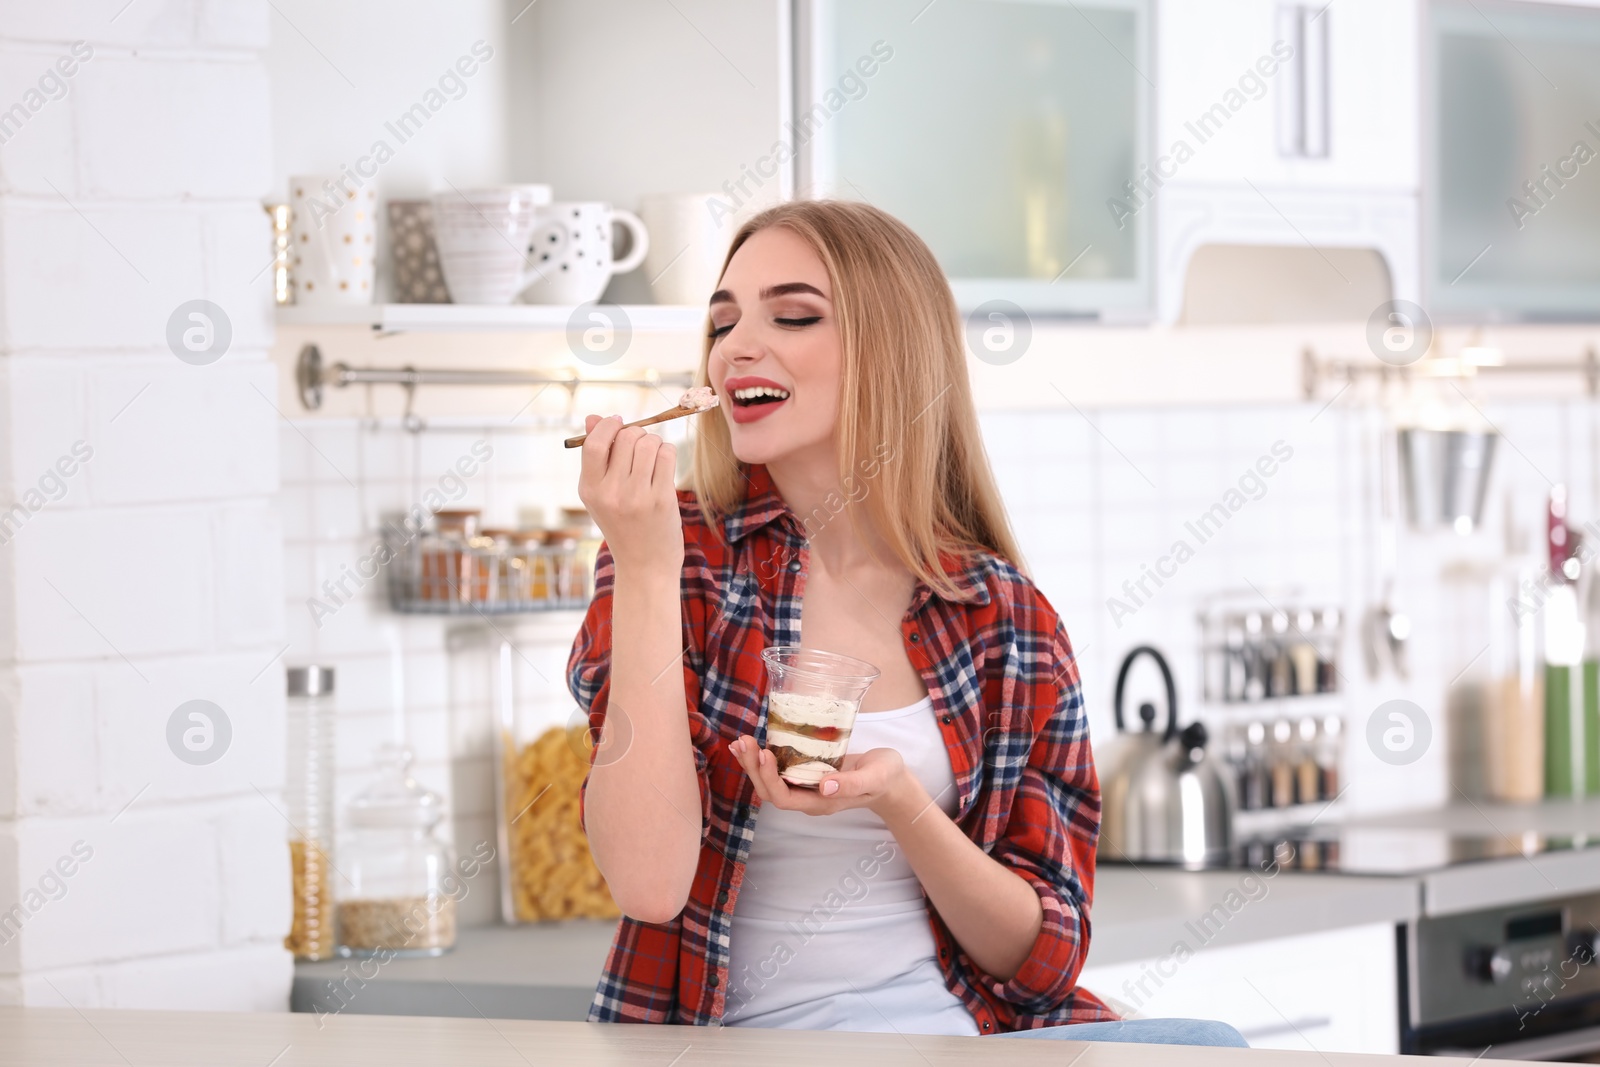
{"left": 518, "top": 201, "right": 649, "bottom": 305}
{"left": 289, "top": 173, "right": 377, "bottom": 305}
{"left": 637, "top": 193, "right": 731, "bottom": 306}
{"left": 430, "top": 185, "right": 553, "bottom": 305}
{"left": 760, "top": 647, "right": 880, "bottom": 788}
{"left": 386, "top": 200, "right": 451, "bottom": 304}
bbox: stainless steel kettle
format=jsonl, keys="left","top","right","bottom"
{"left": 1098, "top": 646, "right": 1235, "bottom": 869}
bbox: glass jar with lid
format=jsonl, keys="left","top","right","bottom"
{"left": 336, "top": 745, "right": 457, "bottom": 957}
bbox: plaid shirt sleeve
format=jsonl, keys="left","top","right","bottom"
{"left": 567, "top": 536, "right": 715, "bottom": 840}
{"left": 972, "top": 612, "right": 1101, "bottom": 1016}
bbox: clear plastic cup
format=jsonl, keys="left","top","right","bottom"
{"left": 760, "top": 646, "right": 881, "bottom": 788}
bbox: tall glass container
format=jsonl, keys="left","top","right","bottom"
{"left": 284, "top": 666, "right": 336, "bottom": 961}
{"left": 1443, "top": 559, "right": 1545, "bottom": 803}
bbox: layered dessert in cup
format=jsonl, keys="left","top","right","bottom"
{"left": 759, "top": 647, "right": 881, "bottom": 788}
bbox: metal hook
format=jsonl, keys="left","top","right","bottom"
{"left": 400, "top": 366, "right": 425, "bottom": 433}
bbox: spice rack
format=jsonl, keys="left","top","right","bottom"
{"left": 1197, "top": 590, "right": 1351, "bottom": 832}
{"left": 383, "top": 520, "right": 597, "bottom": 615}
{"left": 1198, "top": 594, "right": 1345, "bottom": 704}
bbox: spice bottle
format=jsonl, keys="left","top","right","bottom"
{"left": 284, "top": 666, "right": 336, "bottom": 961}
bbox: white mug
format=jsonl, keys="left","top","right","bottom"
{"left": 430, "top": 185, "right": 553, "bottom": 305}
{"left": 289, "top": 173, "right": 376, "bottom": 305}
{"left": 518, "top": 202, "right": 649, "bottom": 305}
{"left": 638, "top": 193, "right": 730, "bottom": 306}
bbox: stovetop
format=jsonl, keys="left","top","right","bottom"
{"left": 1232, "top": 826, "right": 1600, "bottom": 875}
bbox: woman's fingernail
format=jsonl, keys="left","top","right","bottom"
{"left": 821, "top": 780, "right": 839, "bottom": 796}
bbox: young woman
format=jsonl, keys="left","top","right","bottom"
{"left": 568, "top": 200, "right": 1244, "bottom": 1047}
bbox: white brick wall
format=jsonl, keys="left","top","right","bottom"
{"left": 0, "top": 2, "right": 289, "bottom": 1011}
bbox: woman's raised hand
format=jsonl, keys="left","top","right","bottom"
{"left": 576, "top": 415, "right": 683, "bottom": 576}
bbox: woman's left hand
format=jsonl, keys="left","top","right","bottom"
{"left": 729, "top": 736, "right": 921, "bottom": 819}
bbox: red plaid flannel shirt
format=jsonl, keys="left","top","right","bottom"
{"left": 568, "top": 464, "right": 1114, "bottom": 1032}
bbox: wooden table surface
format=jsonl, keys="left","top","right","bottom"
{"left": 0, "top": 1008, "right": 1487, "bottom": 1066}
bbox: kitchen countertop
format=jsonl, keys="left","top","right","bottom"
{"left": 1086, "top": 868, "right": 1418, "bottom": 965}
{"left": 292, "top": 798, "right": 1598, "bottom": 1021}
{"left": 294, "top": 868, "right": 1420, "bottom": 1021}
{"left": 0, "top": 1007, "right": 1487, "bottom": 1065}
{"left": 1343, "top": 796, "right": 1600, "bottom": 916}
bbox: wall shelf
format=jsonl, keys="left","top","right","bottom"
{"left": 276, "top": 303, "right": 706, "bottom": 335}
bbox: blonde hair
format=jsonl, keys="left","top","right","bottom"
{"left": 690, "top": 199, "right": 1023, "bottom": 600}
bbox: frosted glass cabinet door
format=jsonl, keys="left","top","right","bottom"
{"left": 1429, "top": 1, "right": 1600, "bottom": 318}
{"left": 795, "top": 0, "right": 1152, "bottom": 316}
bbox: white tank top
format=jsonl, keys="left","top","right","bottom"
{"left": 723, "top": 696, "right": 980, "bottom": 1035}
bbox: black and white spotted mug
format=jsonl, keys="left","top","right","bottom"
{"left": 520, "top": 201, "right": 649, "bottom": 305}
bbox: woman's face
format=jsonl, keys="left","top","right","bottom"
{"left": 706, "top": 227, "right": 842, "bottom": 468}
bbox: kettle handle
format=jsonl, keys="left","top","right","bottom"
{"left": 1113, "top": 645, "right": 1178, "bottom": 742}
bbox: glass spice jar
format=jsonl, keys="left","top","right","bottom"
{"left": 336, "top": 745, "right": 457, "bottom": 958}
{"left": 284, "top": 666, "right": 336, "bottom": 961}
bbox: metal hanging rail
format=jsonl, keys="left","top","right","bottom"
{"left": 295, "top": 343, "right": 694, "bottom": 413}
{"left": 1301, "top": 345, "right": 1600, "bottom": 400}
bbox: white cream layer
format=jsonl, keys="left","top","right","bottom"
{"left": 767, "top": 693, "right": 856, "bottom": 729}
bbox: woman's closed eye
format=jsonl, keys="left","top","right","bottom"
{"left": 708, "top": 314, "right": 822, "bottom": 340}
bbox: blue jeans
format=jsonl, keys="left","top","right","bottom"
{"left": 987, "top": 1018, "right": 1250, "bottom": 1047}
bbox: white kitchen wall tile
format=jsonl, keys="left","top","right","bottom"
{"left": 13, "top": 508, "right": 213, "bottom": 662}
{"left": 77, "top": 58, "right": 271, "bottom": 200}
{"left": 0, "top": 202, "right": 205, "bottom": 351}
{"left": 278, "top": 424, "right": 312, "bottom": 487}
{"left": 0, "top": 47, "right": 81, "bottom": 198}
{"left": 1, "top": 360, "right": 87, "bottom": 499}
{"left": 199, "top": 0, "right": 270, "bottom": 48}
{"left": 14, "top": 813, "right": 219, "bottom": 971}
{"left": 310, "top": 484, "right": 369, "bottom": 543}
{"left": 95, "top": 652, "right": 285, "bottom": 807}
{"left": 281, "top": 544, "right": 313, "bottom": 602}
{"left": 355, "top": 426, "right": 410, "bottom": 483}
{"left": 1090, "top": 409, "right": 1164, "bottom": 458}
{"left": 214, "top": 503, "right": 285, "bottom": 649}
{"left": 1097, "top": 453, "right": 1161, "bottom": 507}
{"left": 276, "top": 484, "right": 314, "bottom": 544}
{"left": 214, "top": 799, "right": 291, "bottom": 946}
{"left": 8, "top": 666, "right": 97, "bottom": 818}
{"left": 299, "top": 424, "right": 361, "bottom": 487}
{"left": 1154, "top": 408, "right": 1224, "bottom": 456}
{"left": 201, "top": 206, "right": 275, "bottom": 353}
{"left": 87, "top": 361, "right": 278, "bottom": 505}
{"left": 0, "top": 2, "right": 198, "bottom": 48}
{"left": 29, "top": 943, "right": 293, "bottom": 1011}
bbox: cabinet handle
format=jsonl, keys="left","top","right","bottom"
{"left": 1275, "top": 4, "right": 1330, "bottom": 159}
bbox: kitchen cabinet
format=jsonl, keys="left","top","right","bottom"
{"left": 1425, "top": 0, "right": 1600, "bottom": 319}
{"left": 795, "top": 0, "right": 1154, "bottom": 317}
{"left": 1078, "top": 922, "right": 1399, "bottom": 1055}
{"left": 1154, "top": 0, "right": 1420, "bottom": 193}
{"left": 1151, "top": 0, "right": 1421, "bottom": 322}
